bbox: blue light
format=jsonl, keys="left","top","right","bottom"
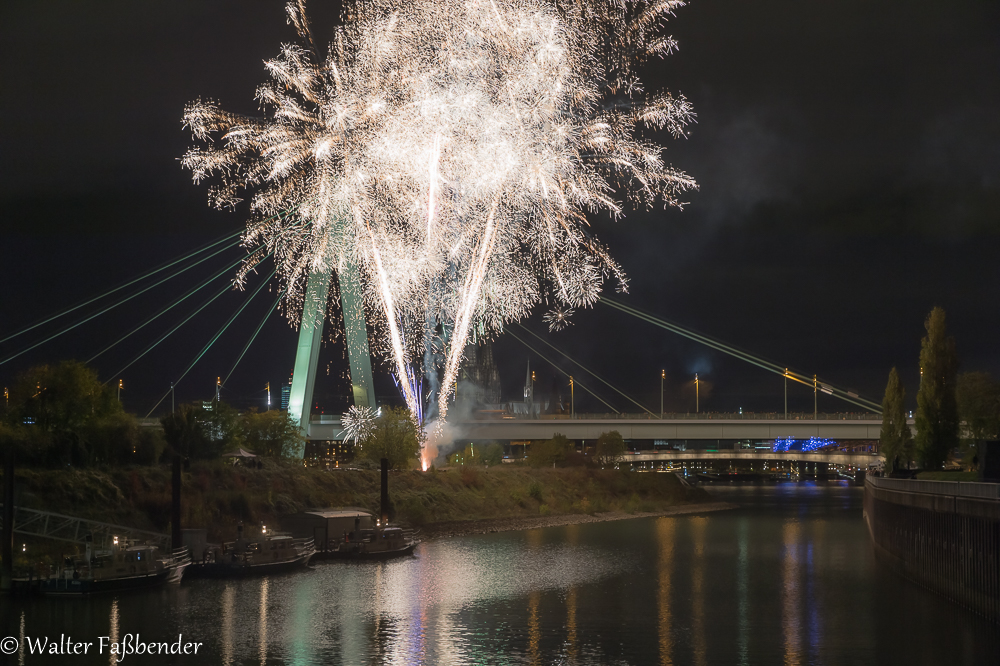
{"left": 771, "top": 437, "right": 836, "bottom": 452}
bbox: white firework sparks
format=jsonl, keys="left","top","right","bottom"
{"left": 543, "top": 307, "right": 576, "bottom": 332}
{"left": 341, "top": 404, "right": 378, "bottom": 444}
{"left": 182, "top": 0, "right": 696, "bottom": 423}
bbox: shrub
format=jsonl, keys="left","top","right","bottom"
{"left": 528, "top": 434, "right": 573, "bottom": 467}
{"left": 460, "top": 466, "right": 481, "bottom": 488}
{"left": 528, "top": 481, "right": 543, "bottom": 502}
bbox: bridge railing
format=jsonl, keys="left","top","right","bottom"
{"left": 868, "top": 476, "right": 1000, "bottom": 500}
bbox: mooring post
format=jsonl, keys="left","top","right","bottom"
{"left": 171, "top": 454, "right": 182, "bottom": 550}
{"left": 380, "top": 458, "right": 390, "bottom": 525}
{"left": 1, "top": 447, "right": 14, "bottom": 591}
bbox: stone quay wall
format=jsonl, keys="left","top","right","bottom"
{"left": 864, "top": 476, "right": 1000, "bottom": 622}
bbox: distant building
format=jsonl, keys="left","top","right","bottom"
{"left": 457, "top": 340, "right": 503, "bottom": 406}
{"left": 280, "top": 375, "right": 292, "bottom": 411}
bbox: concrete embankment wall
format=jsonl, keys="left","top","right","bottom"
{"left": 864, "top": 477, "right": 1000, "bottom": 622}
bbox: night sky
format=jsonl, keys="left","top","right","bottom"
{"left": 2, "top": 0, "right": 999, "bottom": 418}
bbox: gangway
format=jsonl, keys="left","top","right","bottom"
{"left": 0, "top": 504, "right": 170, "bottom": 549}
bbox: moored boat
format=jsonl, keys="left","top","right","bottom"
{"left": 184, "top": 524, "right": 315, "bottom": 578}
{"left": 39, "top": 539, "right": 190, "bottom": 596}
{"left": 282, "top": 509, "right": 418, "bottom": 561}
{"left": 321, "top": 525, "right": 418, "bottom": 560}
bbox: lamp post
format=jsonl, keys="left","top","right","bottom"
{"left": 531, "top": 370, "right": 536, "bottom": 418}
{"left": 660, "top": 369, "right": 665, "bottom": 419}
{"left": 813, "top": 374, "right": 818, "bottom": 420}
{"left": 695, "top": 373, "right": 700, "bottom": 414}
{"left": 117, "top": 379, "right": 123, "bottom": 403}
{"left": 784, "top": 368, "right": 788, "bottom": 420}
{"left": 170, "top": 382, "right": 175, "bottom": 414}
{"left": 569, "top": 376, "right": 575, "bottom": 418}
{"left": 266, "top": 382, "right": 271, "bottom": 411}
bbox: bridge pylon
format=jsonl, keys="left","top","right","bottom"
{"left": 287, "top": 259, "right": 376, "bottom": 457}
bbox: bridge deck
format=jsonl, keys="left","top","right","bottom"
{"left": 306, "top": 417, "right": 888, "bottom": 442}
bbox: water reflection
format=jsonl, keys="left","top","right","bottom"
{"left": 221, "top": 583, "right": 234, "bottom": 666}
{"left": 4, "top": 485, "right": 998, "bottom": 665}
{"left": 527, "top": 590, "right": 540, "bottom": 665}
{"left": 566, "top": 523, "right": 579, "bottom": 665}
{"left": 737, "top": 519, "right": 749, "bottom": 666}
{"left": 691, "top": 516, "right": 707, "bottom": 666}
{"left": 259, "top": 577, "right": 270, "bottom": 665}
{"left": 18, "top": 609, "right": 24, "bottom": 666}
{"left": 783, "top": 520, "right": 802, "bottom": 666}
{"left": 108, "top": 598, "right": 119, "bottom": 666}
{"left": 656, "top": 517, "right": 674, "bottom": 666}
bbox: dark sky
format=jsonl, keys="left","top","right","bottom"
{"left": 2, "top": 0, "right": 999, "bottom": 417}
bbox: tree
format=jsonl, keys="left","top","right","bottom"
{"left": 160, "top": 403, "right": 209, "bottom": 459}
{"left": 879, "top": 368, "right": 913, "bottom": 474}
{"left": 6, "top": 361, "right": 127, "bottom": 466}
{"left": 198, "top": 401, "right": 243, "bottom": 459}
{"left": 956, "top": 371, "right": 1000, "bottom": 469}
{"left": 528, "top": 433, "right": 573, "bottom": 467}
{"left": 914, "top": 307, "right": 959, "bottom": 470}
{"left": 448, "top": 441, "right": 505, "bottom": 466}
{"left": 595, "top": 430, "right": 626, "bottom": 468}
{"left": 82, "top": 411, "right": 141, "bottom": 466}
{"left": 480, "top": 442, "right": 504, "bottom": 467}
{"left": 242, "top": 409, "right": 304, "bottom": 459}
{"left": 355, "top": 407, "right": 420, "bottom": 470}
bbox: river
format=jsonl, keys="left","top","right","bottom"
{"left": 2, "top": 482, "right": 998, "bottom": 665}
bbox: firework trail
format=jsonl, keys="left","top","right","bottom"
{"left": 182, "top": 0, "right": 696, "bottom": 428}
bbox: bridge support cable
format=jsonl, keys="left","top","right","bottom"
{"left": 0, "top": 240, "right": 245, "bottom": 367}
{"left": 145, "top": 269, "right": 276, "bottom": 417}
{"left": 222, "top": 291, "right": 284, "bottom": 387}
{"left": 600, "top": 298, "right": 883, "bottom": 414}
{"left": 105, "top": 251, "right": 275, "bottom": 383}
{"left": 505, "top": 328, "right": 620, "bottom": 414}
{"left": 0, "top": 228, "right": 244, "bottom": 347}
{"left": 88, "top": 256, "right": 247, "bottom": 367}
{"left": 512, "top": 323, "right": 657, "bottom": 416}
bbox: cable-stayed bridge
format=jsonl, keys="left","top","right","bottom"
{"left": 4, "top": 230, "right": 888, "bottom": 460}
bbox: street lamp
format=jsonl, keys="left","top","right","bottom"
{"left": 813, "top": 374, "right": 818, "bottom": 420}
{"left": 266, "top": 382, "right": 271, "bottom": 411}
{"left": 569, "top": 376, "right": 575, "bottom": 418}
{"left": 784, "top": 368, "right": 788, "bottom": 420}
{"left": 695, "top": 373, "right": 700, "bottom": 414}
{"left": 531, "top": 370, "right": 536, "bottom": 418}
{"left": 660, "top": 369, "right": 665, "bottom": 419}
{"left": 170, "top": 382, "right": 175, "bottom": 414}
{"left": 118, "top": 379, "right": 123, "bottom": 403}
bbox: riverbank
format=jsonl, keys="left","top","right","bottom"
{"left": 4, "top": 463, "right": 710, "bottom": 559}
{"left": 419, "top": 501, "right": 738, "bottom": 539}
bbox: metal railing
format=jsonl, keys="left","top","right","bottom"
{"left": 0, "top": 504, "right": 170, "bottom": 549}
{"left": 868, "top": 476, "right": 1000, "bottom": 500}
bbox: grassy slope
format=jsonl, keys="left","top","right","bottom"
{"left": 8, "top": 463, "right": 709, "bottom": 546}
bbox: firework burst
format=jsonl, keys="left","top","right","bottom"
{"left": 341, "top": 404, "right": 378, "bottom": 444}
{"left": 182, "top": 0, "right": 696, "bottom": 423}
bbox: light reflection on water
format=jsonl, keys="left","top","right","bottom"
{"left": 3, "top": 483, "right": 1000, "bottom": 665}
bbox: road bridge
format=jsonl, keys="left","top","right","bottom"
{"left": 307, "top": 414, "right": 892, "bottom": 444}
{"left": 628, "top": 450, "right": 878, "bottom": 467}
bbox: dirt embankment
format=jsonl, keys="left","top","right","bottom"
{"left": 7, "top": 463, "right": 716, "bottom": 548}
